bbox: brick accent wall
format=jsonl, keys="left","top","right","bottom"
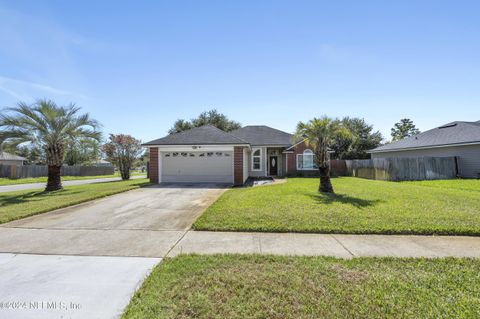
{"left": 149, "top": 147, "right": 159, "bottom": 183}
{"left": 286, "top": 141, "right": 308, "bottom": 174}
{"left": 233, "top": 146, "right": 244, "bottom": 186}
{"left": 286, "top": 141, "right": 347, "bottom": 176}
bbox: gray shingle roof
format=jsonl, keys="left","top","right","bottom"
{"left": 0, "top": 152, "right": 26, "bottom": 161}
{"left": 230, "top": 125, "right": 293, "bottom": 146}
{"left": 142, "top": 125, "right": 249, "bottom": 146}
{"left": 369, "top": 121, "right": 480, "bottom": 153}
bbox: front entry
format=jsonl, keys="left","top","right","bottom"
{"left": 269, "top": 156, "right": 278, "bottom": 176}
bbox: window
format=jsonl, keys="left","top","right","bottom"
{"left": 207, "top": 152, "right": 213, "bottom": 157}
{"left": 189, "top": 153, "right": 195, "bottom": 157}
{"left": 164, "top": 153, "right": 171, "bottom": 157}
{"left": 224, "top": 152, "right": 231, "bottom": 157}
{"left": 199, "top": 153, "right": 205, "bottom": 157}
{"left": 215, "top": 152, "right": 223, "bottom": 156}
{"left": 297, "top": 149, "right": 317, "bottom": 170}
{"left": 252, "top": 148, "right": 262, "bottom": 171}
{"left": 172, "top": 152, "right": 179, "bottom": 157}
{"left": 180, "top": 152, "right": 188, "bottom": 157}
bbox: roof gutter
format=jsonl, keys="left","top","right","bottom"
{"left": 285, "top": 138, "right": 307, "bottom": 151}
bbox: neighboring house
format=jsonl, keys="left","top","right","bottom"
{"left": 0, "top": 152, "right": 26, "bottom": 166}
{"left": 369, "top": 121, "right": 480, "bottom": 178}
{"left": 143, "top": 125, "right": 318, "bottom": 185}
{"left": 95, "top": 159, "right": 113, "bottom": 166}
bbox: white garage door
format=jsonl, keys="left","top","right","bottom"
{"left": 161, "top": 151, "right": 233, "bottom": 183}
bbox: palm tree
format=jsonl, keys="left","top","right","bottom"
{"left": 294, "top": 116, "right": 351, "bottom": 193}
{"left": 0, "top": 99, "right": 101, "bottom": 191}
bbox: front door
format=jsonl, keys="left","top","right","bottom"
{"left": 269, "top": 156, "right": 278, "bottom": 176}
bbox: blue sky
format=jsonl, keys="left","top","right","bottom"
{"left": 1, "top": 0, "right": 479, "bottom": 143}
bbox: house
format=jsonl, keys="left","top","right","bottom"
{"left": 95, "top": 159, "right": 113, "bottom": 166}
{"left": 0, "top": 152, "right": 26, "bottom": 166}
{"left": 143, "top": 125, "right": 318, "bottom": 185}
{"left": 369, "top": 121, "right": 480, "bottom": 178}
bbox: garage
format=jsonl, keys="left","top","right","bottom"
{"left": 143, "top": 125, "right": 249, "bottom": 185}
{"left": 161, "top": 150, "right": 233, "bottom": 183}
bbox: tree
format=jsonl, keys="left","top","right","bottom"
{"left": 64, "top": 137, "right": 101, "bottom": 166}
{"left": 0, "top": 100, "right": 101, "bottom": 191}
{"left": 332, "top": 117, "right": 383, "bottom": 159}
{"left": 294, "top": 116, "right": 351, "bottom": 193}
{"left": 391, "top": 118, "right": 420, "bottom": 141}
{"left": 168, "top": 109, "right": 241, "bottom": 134}
{"left": 103, "top": 134, "right": 142, "bottom": 180}
{"left": 15, "top": 145, "right": 44, "bottom": 165}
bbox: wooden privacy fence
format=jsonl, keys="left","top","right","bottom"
{"left": 345, "top": 157, "right": 457, "bottom": 181}
{"left": 0, "top": 164, "right": 114, "bottom": 179}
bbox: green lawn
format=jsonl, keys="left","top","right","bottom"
{"left": 402, "top": 179, "right": 480, "bottom": 193}
{"left": 193, "top": 177, "right": 480, "bottom": 235}
{"left": 0, "top": 178, "right": 149, "bottom": 224}
{"left": 122, "top": 254, "right": 480, "bottom": 319}
{"left": 0, "top": 171, "right": 146, "bottom": 186}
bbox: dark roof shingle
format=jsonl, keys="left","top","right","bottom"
{"left": 369, "top": 121, "right": 480, "bottom": 153}
{"left": 142, "top": 125, "right": 248, "bottom": 146}
{"left": 230, "top": 125, "right": 293, "bottom": 146}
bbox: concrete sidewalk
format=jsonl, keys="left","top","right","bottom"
{"left": 0, "top": 253, "right": 159, "bottom": 319}
{"left": 168, "top": 231, "right": 480, "bottom": 258}
{"left": 0, "top": 175, "right": 146, "bottom": 193}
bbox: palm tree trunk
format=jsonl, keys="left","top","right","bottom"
{"left": 45, "top": 142, "right": 65, "bottom": 192}
{"left": 318, "top": 166, "right": 334, "bottom": 193}
{"left": 46, "top": 165, "right": 63, "bottom": 191}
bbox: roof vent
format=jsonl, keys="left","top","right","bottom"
{"left": 438, "top": 123, "right": 457, "bottom": 129}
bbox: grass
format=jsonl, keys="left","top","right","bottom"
{"left": 402, "top": 178, "right": 480, "bottom": 193}
{"left": 0, "top": 171, "right": 146, "bottom": 186}
{"left": 193, "top": 177, "right": 480, "bottom": 235}
{"left": 0, "top": 178, "right": 150, "bottom": 224}
{"left": 122, "top": 254, "right": 480, "bottom": 319}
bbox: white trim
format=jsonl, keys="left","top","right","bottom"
{"left": 146, "top": 144, "right": 249, "bottom": 149}
{"left": 157, "top": 147, "right": 162, "bottom": 183}
{"left": 285, "top": 153, "right": 288, "bottom": 173}
{"left": 296, "top": 149, "right": 317, "bottom": 170}
{"left": 285, "top": 139, "right": 307, "bottom": 151}
{"left": 368, "top": 141, "right": 480, "bottom": 153}
{"left": 265, "top": 148, "right": 268, "bottom": 175}
{"left": 251, "top": 147, "right": 262, "bottom": 171}
{"left": 157, "top": 145, "right": 234, "bottom": 152}
{"left": 251, "top": 144, "right": 291, "bottom": 148}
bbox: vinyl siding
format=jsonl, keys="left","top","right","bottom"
{"left": 246, "top": 147, "right": 286, "bottom": 177}
{"left": 371, "top": 144, "right": 480, "bottom": 178}
{"left": 246, "top": 147, "right": 267, "bottom": 177}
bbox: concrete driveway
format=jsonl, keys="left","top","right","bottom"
{"left": 0, "top": 184, "right": 226, "bottom": 257}
{"left": 0, "top": 184, "right": 226, "bottom": 319}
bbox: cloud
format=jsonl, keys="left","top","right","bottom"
{"left": 0, "top": 75, "right": 88, "bottom": 102}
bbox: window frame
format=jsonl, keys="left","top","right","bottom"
{"left": 296, "top": 149, "right": 317, "bottom": 170}
{"left": 251, "top": 148, "right": 262, "bottom": 171}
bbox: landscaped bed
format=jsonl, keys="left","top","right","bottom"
{"left": 0, "top": 178, "right": 149, "bottom": 224}
{"left": 122, "top": 254, "right": 480, "bottom": 319}
{"left": 193, "top": 177, "right": 480, "bottom": 235}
